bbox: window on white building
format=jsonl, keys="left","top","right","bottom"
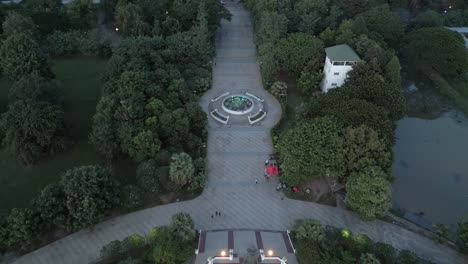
{"left": 334, "top": 72, "right": 339, "bottom": 75}
{"left": 331, "top": 83, "right": 337, "bottom": 86}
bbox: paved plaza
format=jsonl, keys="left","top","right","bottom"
{"left": 10, "top": 1, "right": 468, "bottom": 264}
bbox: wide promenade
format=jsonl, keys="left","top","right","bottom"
{"left": 11, "top": 2, "right": 468, "bottom": 264}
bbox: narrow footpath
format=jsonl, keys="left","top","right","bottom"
{"left": 11, "top": 2, "right": 468, "bottom": 264}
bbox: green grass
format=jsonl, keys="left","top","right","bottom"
{"left": 0, "top": 56, "right": 136, "bottom": 217}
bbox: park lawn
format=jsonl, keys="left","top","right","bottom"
{"left": 0, "top": 56, "right": 136, "bottom": 217}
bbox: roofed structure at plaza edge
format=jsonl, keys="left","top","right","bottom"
{"left": 321, "top": 44, "right": 360, "bottom": 93}
{"left": 195, "top": 230, "right": 297, "bottom": 264}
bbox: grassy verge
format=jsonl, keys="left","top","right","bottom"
{"left": 271, "top": 72, "right": 306, "bottom": 139}
{"left": 0, "top": 56, "right": 139, "bottom": 216}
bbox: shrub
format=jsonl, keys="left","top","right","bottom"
{"left": 120, "top": 184, "right": 144, "bottom": 209}
{"left": 359, "top": 253, "right": 380, "bottom": 264}
{"left": 189, "top": 173, "right": 206, "bottom": 192}
{"left": 269, "top": 81, "right": 287, "bottom": 104}
{"left": 5, "top": 208, "right": 44, "bottom": 249}
{"left": 122, "top": 234, "right": 146, "bottom": 250}
{"left": 372, "top": 242, "right": 397, "bottom": 263}
{"left": 170, "top": 212, "right": 196, "bottom": 242}
{"left": 294, "top": 219, "right": 325, "bottom": 244}
{"left": 78, "top": 29, "right": 113, "bottom": 57}
{"left": 136, "top": 160, "right": 160, "bottom": 194}
{"left": 34, "top": 183, "right": 68, "bottom": 229}
{"left": 100, "top": 240, "right": 123, "bottom": 258}
{"left": 456, "top": 220, "right": 468, "bottom": 253}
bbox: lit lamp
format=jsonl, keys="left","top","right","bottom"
{"left": 259, "top": 249, "right": 287, "bottom": 264}
{"left": 115, "top": 27, "right": 119, "bottom": 32}
{"left": 207, "top": 249, "right": 233, "bottom": 264}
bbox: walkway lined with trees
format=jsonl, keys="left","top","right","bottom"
{"left": 11, "top": 2, "right": 468, "bottom": 264}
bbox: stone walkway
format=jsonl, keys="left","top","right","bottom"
{"left": 11, "top": 2, "right": 468, "bottom": 264}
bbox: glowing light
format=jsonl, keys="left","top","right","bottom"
{"left": 165, "top": 11, "right": 169, "bottom": 14}
{"left": 267, "top": 249, "right": 274, "bottom": 256}
{"left": 449, "top": 5, "right": 452, "bottom": 8}
{"left": 220, "top": 250, "right": 226, "bottom": 257}
{"left": 341, "top": 229, "right": 350, "bottom": 238}
{"left": 115, "top": 27, "right": 119, "bottom": 31}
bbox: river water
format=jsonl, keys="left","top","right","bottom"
{"left": 392, "top": 79, "right": 468, "bottom": 228}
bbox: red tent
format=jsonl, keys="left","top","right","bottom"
{"left": 266, "top": 165, "right": 279, "bottom": 175}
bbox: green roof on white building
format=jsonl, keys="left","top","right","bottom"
{"left": 325, "top": 44, "right": 361, "bottom": 62}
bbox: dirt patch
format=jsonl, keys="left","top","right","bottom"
{"left": 299, "top": 177, "right": 331, "bottom": 202}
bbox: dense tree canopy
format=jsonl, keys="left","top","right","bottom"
{"left": 311, "top": 90, "right": 395, "bottom": 144}
{"left": 1, "top": 11, "right": 37, "bottom": 38}
{"left": 346, "top": 167, "right": 391, "bottom": 220}
{"left": 277, "top": 117, "right": 344, "bottom": 185}
{"left": 170, "top": 212, "right": 196, "bottom": 242}
{"left": 404, "top": 27, "right": 468, "bottom": 79}
{"left": 275, "top": 32, "right": 324, "bottom": 78}
{"left": 0, "top": 99, "right": 65, "bottom": 165}
{"left": 355, "top": 5, "right": 405, "bottom": 47}
{"left": 9, "top": 72, "right": 61, "bottom": 104}
{"left": 413, "top": 10, "right": 444, "bottom": 28}
{"left": 0, "top": 33, "right": 53, "bottom": 81}
{"left": 4, "top": 208, "right": 43, "bottom": 249}
{"left": 61, "top": 165, "right": 119, "bottom": 231}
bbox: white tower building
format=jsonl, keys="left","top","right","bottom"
{"left": 321, "top": 44, "right": 360, "bottom": 93}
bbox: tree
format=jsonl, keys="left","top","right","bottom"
{"left": 312, "top": 90, "right": 395, "bottom": 144}
{"left": 340, "top": 126, "right": 392, "bottom": 180}
{"left": 384, "top": 56, "right": 401, "bottom": 86}
{"left": 414, "top": 10, "right": 444, "bottom": 28}
{"left": 356, "top": 5, "right": 405, "bottom": 47}
{"left": 2, "top": 11, "right": 37, "bottom": 38}
{"left": 0, "top": 33, "right": 54, "bottom": 81}
{"left": 170, "top": 212, "right": 196, "bottom": 242}
{"left": 114, "top": 0, "right": 150, "bottom": 37}
{"left": 0, "top": 99, "right": 65, "bottom": 165}
{"left": 9, "top": 72, "right": 61, "bottom": 104}
{"left": 457, "top": 219, "right": 468, "bottom": 253}
{"left": 335, "top": 20, "right": 356, "bottom": 45}
{"left": 346, "top": 168, "right": 391, "bottom": 220}
{"left": 24, "top": 0, "right": 62, "bottom": 12}
{"left": 340, "top": 74, "right": 406, "bottom": 121}
{"left": 294, "top": 219, "right": 325, "bottom": 244}
{"left": 5, "top": 208, "right": 44, "bottom": 249}
{"left": 34, "top": 183, "right": 68, "bottom": 229}
{"left": 128, "top": 130, "right": 161, "bottom": 162}
{"left": 61, "top": 165, "right": 119, "bottom": 231}
{"left": 404, "top": 27, "right": 468, "bottom": 79}
{"left": 319, "top": 27, "right": 335, "bottom": 47}
{"left": 277, "top": 117, "right": 344, "bottom": 185}
{"left": 360, "top": 253, "right": 381, "bottom": 264}
{"left": 66, "top": 0, "right": 96, "bottom": 29}
{"left": 169, "top": 152, "right": 194, "bottom": 186}
{"left": 275, "top": 33, "right": 324, "bottom": 78}
{"left": 297, "top": 71, "right": 323, "bottom": 95}
{"left": 90, "top": 96, "right": 119, "bottom": 159}
{"left": 269, "top": 81, "right": 287, "bottom": 104}
{"left": 256, "top": 12, "right": 288, "bottom": 44}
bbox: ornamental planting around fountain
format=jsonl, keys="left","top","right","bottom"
{"left": 222, "top": 95, "right": 254, "bottom": 115}
{"left": 208, "top": 91, "right": 267, "bottom": 125}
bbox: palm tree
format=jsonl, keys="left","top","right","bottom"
{"left": 169, "top": 152, "right": 195, "bottom": 186}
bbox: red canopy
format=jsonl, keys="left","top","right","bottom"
{"left": 266, "top": 165, "right": 279, "bottom": 175}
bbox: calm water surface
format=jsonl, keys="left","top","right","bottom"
{"left": 392, "top": 83, "right": 468, "bottom": 227}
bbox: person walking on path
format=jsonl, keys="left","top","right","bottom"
{"left": 255, "top": 179, "right": 258, "bottom": 184}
